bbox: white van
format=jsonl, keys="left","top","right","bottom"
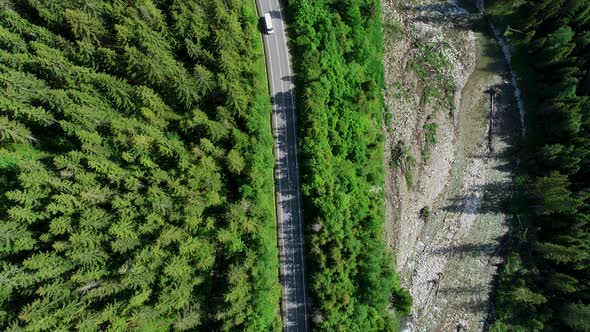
{"left": 264, "top": 12, "right": 274, "bottom": 34}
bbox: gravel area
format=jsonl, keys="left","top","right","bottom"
{"left": 382, "top": 1, "right": 520, "bottom": 330}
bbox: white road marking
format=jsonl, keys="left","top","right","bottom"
{"left": 275, "top": 9, "right": 309, "bottom": 326}
{"left": 271, "top": 28, "right": 301, "bottom": 331}
{"left": 259, "top": 1, "right": 309, "bottom": 330}
{"left": 264, "top": 27, "right": 291, "bottom": 330}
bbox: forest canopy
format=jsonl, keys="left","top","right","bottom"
{"left": 287, "top": 0, "right": 411, "bottom": 330}
{"left": 486, "top": 0, "right": 590, "bottom": 331}
{"left": 0, "top": 0, "right": 281, "bottom": 330}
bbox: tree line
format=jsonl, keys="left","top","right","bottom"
{"left": 0, "top": 0, "right": 281, "bottom": 330}
{"left": 287, "top": 0, "right": 411, "bottom": 330}
{"left": 485, "top": 0, "right": 590, "bottom": 330}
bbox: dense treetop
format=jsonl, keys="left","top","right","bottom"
{"left": 487, "top": 0, "right": 590, "bottom": 330}
{"left": 287, "top": 0, "right": 410, "bottom": 330}
{"left": 0, "top": 0, "right": 280, "bottom": 330}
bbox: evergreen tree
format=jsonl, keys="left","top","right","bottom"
{"left": 0, "top": 0, "right": 280, "bottom": 329}
{"left": 488, "top": 0, "right": 590, "bottom": 329}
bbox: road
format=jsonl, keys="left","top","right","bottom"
{"left": 254, "top": 0, "right": 310, "bottom": 330}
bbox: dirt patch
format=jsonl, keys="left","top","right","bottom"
{"left": 382, "top": 1, "right": 520, "bottom": 330}
{"left": 383, "top": 0, "right": 476, "bottom": 268}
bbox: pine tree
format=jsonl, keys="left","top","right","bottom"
{"left": 0, "top": 0, "right": 280, "bottom": 329}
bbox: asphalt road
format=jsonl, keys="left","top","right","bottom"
{"left": 254, "top": 0, "right": 309, "bottom": 330}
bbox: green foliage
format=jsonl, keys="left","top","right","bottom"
{"left": 288, "top": 0, "right": 408, "bottom": 329}
{"left": 390, "top": 140, "right": 416, "bottom": 188}
{"left": 0, "top": 0, "right": 280, "bottom": 330}
{"left": 406, "top": 41, "right": 453, "bottom": 111}
{"left": 391, "top": 285, "right": 412, "bottom": 315}
{"left": 487, "top": 1, "right": 590, "bottom": 330}
{"left": 560, "top": 303, "right": 590, "bottom": 331}
{"left": 383, "top": 20, "right": 404, "bottom": 39}
{"left": 420, "top": 206, "right": 431, "bottom": 222}
{"left": 422, "top": 122, "right": 438, "bottom": 161}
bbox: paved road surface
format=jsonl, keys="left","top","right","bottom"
{"left": 254, "top": 0, "right": 309, "bottom": 330}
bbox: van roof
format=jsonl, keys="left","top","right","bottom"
{"left": 264, "top": 12, "right": 273, "bottom": 32}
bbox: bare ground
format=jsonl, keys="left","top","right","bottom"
{"left": 382, "top": 1, "right": 520, "bottom": 330}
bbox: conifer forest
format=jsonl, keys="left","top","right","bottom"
{"left": 0, "top": 0, "right": 281, "bottom": 330}
{"left": 487, "top": 0, "right": 590, "bottom": 330}
{"left": 1, "top": 0, "right": 589, "bottom": 331}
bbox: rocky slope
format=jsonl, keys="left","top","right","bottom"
{"left": 382, "top": 1, "right": 521, "bottom": 330}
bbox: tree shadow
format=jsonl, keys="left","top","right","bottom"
{"left": 268, "top": 9, "right": 283, "bottom": 20}
{"left": 271, "top": 87, "right": 306, "bottom": 269}
{"left": 430, "top": 241, "right": 500, "bottom": 258}
{"left": 257, "top": 17, "right": 267, "bottom": 35}
{"left": 440, "top": 180, "right": 512, "bottom": 215}
{"left": 272, "top": 112, "right": 308, "bottom": 325}
{"left": 281, "top": 75, "right": 294, "bottom": 83}
{"left": 399, "top": 3, "right": 474, "bottom": 31}
{"left": 438, "top": 281, "right": 494, "bottom": 318}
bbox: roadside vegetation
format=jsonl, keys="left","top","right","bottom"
{"left": 287, "top": 0, "right": 411, "bottom": 329}
{"left": 0, "top": 0, "right": 281, "bottom": 330}
{"left": 486, "top": 0, "right": 590, "bottom": 330}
